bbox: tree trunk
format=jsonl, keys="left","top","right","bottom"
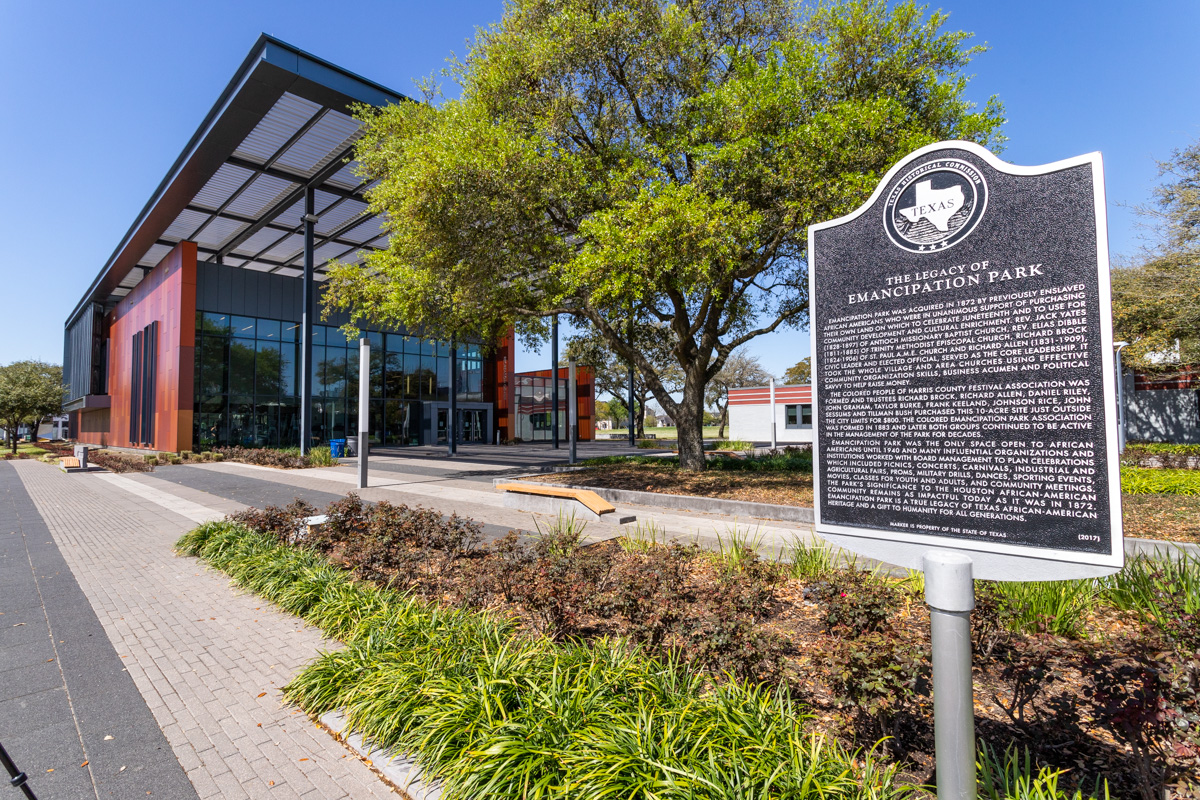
{"left": 717, "top": 404, "right": 728, "bottom": 439}
{"left": 674, "top": 382, "right": 707, "bottom": 471}
{"left": 7, "top": 425, "right": 16, "bottom": 454}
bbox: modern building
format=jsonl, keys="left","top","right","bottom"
{"left": 727, "top": 383, "right": 813, "bottom": 444}
{"left": 63, "top": 36, "right": 591, "bottom": 453}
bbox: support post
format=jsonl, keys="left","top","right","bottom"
{"left": 299, "top": 187, "right": 316, "bottom": 455}
{"left": 923, "top": 550, "right": 977, "bottom": 800}
{"left": 628, "top": 313, "right": 635, "bottom": 448}
{"left": 769, "top": 377, "right": 777, "bottom": 450}
{"left": 1115, "top": 343, "right": 1128, "bottom": 453}
{"left": 551, "top": 314, "right": 559, "bottom": 449}
{"left": 357, "top": 337, "right": 369, "bottom": 489}
{"left": 568, "top": 357, "right": 578, "bottom": 465}
{"left": 449, "top": 342, "right": 458, "bottom": 456}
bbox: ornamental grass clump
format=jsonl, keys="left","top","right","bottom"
{"left": 176, "top": 520, "right": 914, "bottom": 800}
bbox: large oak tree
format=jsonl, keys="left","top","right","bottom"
{"left": 324, "top": 0, "right": 1004, "bottom": 469}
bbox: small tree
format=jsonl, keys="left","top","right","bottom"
{"left": 782, "top": 357, "right": 812, "bottom": 385}
{"left": 705, "top": 352, "right": 773, "bottom": 439}
{"left": 1112, "top": 135, "right": 1200, "bottom": 372}
{"left": 0, "top": 361, "right": 64, "bottom": 453}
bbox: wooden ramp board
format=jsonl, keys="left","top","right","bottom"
{"left": 494, "top": 482, "right": 616, "bottom": 516}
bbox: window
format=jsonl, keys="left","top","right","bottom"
{"left": 784, "top": 404, "right": 812, "bottom": 428}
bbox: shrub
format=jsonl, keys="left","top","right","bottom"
{"left": 91, "top": 450, "right": 154, "bottom": 473}
{"left": 708, "top": 446, "right": 813, "bottom": 473}
{"left": 787, "top": 537, "right": 838, "bottom": 581}
{"left": 977, "top": 742, "right": 1110, "bottom": 800}
{"left": 991, "top": 579, "right": 1099, "bottom": 639}
{"left": 816, "top": 570, "right": 900, "bottom": 637}
{"left": 175, "top": 520, "right": 917, "bottom": 799}
{"left": 214, "top": 446, "right": 308, "bottom": 469}
{"left": 307, "top": 445, "right": 336, "bottom": 467}
{"left": 824, "top": 632, "right": 927, "bottom": 741}
{"left": 1121, "top": 466, "right": 1200, "bottom": 495}
{"left": 681, "top": 553, "right": 784, "bottom": 682}
{"left": 1103, "top": 552, "right": 1200, "bottom": 650}
{"left": 228, "top": 499, "right": 318, "bottom": 544}
{"left": 510, "top": 513, "right": 612, "bottom": 639}
{"left": 603, "top": 543, "right": 696, "bottom": 650}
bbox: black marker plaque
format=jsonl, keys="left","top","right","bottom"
{"left": 808, "top": 142, "right": 1123, "bottom": 568}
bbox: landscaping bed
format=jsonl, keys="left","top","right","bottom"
{"left": 179, "top": 496, "right": 1200, "bottom": 798}
{"left": 211, "top": 445, "right": 336, "bottom": 469}
{"left": 528, "top": 454, "right": 1200, "bottom": 545}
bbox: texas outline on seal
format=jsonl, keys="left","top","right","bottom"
{"left": 884, "top": 158, "right": 988, "bottom": 253}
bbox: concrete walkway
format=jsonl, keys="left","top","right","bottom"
{"left": 3, "top": 460, "right": 401, "bottom": 799}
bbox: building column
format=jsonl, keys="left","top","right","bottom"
{"left": 299, "top": 187, "right": 316, "bottom": 454}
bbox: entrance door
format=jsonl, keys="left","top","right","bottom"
{"left": 456, "top": 409, "right": 487, "bottom": 443}
{"left": 437, "top": 408, "right": 448, "bottom": 445}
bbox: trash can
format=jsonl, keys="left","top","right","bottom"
{"left": 73, "top": 444, "right": 89, "bottom": 470}
{"left": 328, "top": 439, "right": 346, "bottom": 458}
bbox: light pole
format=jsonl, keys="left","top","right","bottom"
{"left": 1114, "top": 341, "right": 1129, "bottom": 452}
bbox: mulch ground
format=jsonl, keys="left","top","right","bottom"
{"left": 532, "top": 464, "right": 1200, "bottom": 545}
{"left": 532, "top": 463, "right": 815, "bottom": 506}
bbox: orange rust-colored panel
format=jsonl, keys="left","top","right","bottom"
{"left": 103, "top": 242, "right": 197, "bottom": 452}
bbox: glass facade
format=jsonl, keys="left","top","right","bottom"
{"left": 193, "top": 311, "right": 485, "bottom": 449}
{"left": 513, "top": 374, "right": 568, "bottom": 442}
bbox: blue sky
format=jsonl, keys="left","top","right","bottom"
{"left": 1, "top": 0, "right": 1197, "bottom": 381}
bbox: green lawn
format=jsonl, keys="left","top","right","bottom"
{"left": 600, "top": 426, "right": 724, "bottom": 440}
{"left": 1, "top": 441, "right": 48, "bottom": 457}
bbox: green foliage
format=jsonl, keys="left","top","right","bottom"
{"left": 178, "top": 520, "right": 915, "bottom": 800}
{"left": 1102, "top": 552, "right": 1200, "bottom": 649}
{"left": 0, "top": 360, "right": 64, "bottom": 453}
{"left": 1121, "top": 465, "right": 1200, "bottom": 495}
{"left": 825, "top": 632, "right": 927, "bottom": 738}
{"left": 715, "top": 439, "right": 756, "bottom": 452}
{"left": 213, "top": 445, "right": 337, "bottom": 469}
{"left": 710, "top": 446, "right": 814, "bottom": 472}
{"left": 816, "top": 570, "right": 901, "bottom": 636}
{"left": 1111, "top": 134, "right": 1200, "bottom": 372}
{"left": 618, "top": 519, "right": 670, "bottom": 554}
{"left": 977, "top": 743, "right": 1109, "bottom": 800}
{"left": 1126, "top": 442, "right": 1200, "bottom": 457}
{"left": 323, "top": 0, "right": 1004, "bottom": 469}
{"left": 783, "top": 358, "right": 812, "bottom": 385}
{"left": 712, "top": 523, "right": 767, "bottom": 570}
{"left": 786, "top": 537, "right": 839, "bottom": 581}
{"left": 990, "top": 579, "right": 1099, "bottom": 639}
{"left": 307, "top": 445, "right": 336, "bottom": 466}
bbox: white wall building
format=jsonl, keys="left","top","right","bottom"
{"left": 727, "top": 384, "right": 813, "bottom": 444}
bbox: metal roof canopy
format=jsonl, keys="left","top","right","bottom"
{"left": 66, "top": 34, "right": 409, "bottom": 328}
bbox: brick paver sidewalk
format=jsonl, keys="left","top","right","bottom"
{"left": 11, "top": 461, "right": 399, "bottom": 799}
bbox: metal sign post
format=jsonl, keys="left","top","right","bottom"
{"left": 808, "top": 141, "right": 1124, "bottom": 800}
{"left": 358, "top": 337, "right": 369, "bottom": 490}
{"left": 769, "top": 377, "right": 777, "bottom": 450}
{"left": 568, "top": 357, "right": 578, "bottom": 464}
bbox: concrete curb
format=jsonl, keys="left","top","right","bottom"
{"left": 1125, "top": 536, "right": 1200, "bottom": 560}
{"left": 491, "top": 477, "right": 1200, "bottom": 560}
{"left": 319, "top": 710, "right": 440, "bottom": 800}
{"left": 492, "top": 475, "right": 815, "bottom": 523}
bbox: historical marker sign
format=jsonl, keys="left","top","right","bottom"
{"left": 808, "top": 141, "right": 1123, "bottom": 574}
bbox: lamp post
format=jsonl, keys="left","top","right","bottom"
{"left": 1114, "top": 341, "right": 1129, "bottom": 453}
